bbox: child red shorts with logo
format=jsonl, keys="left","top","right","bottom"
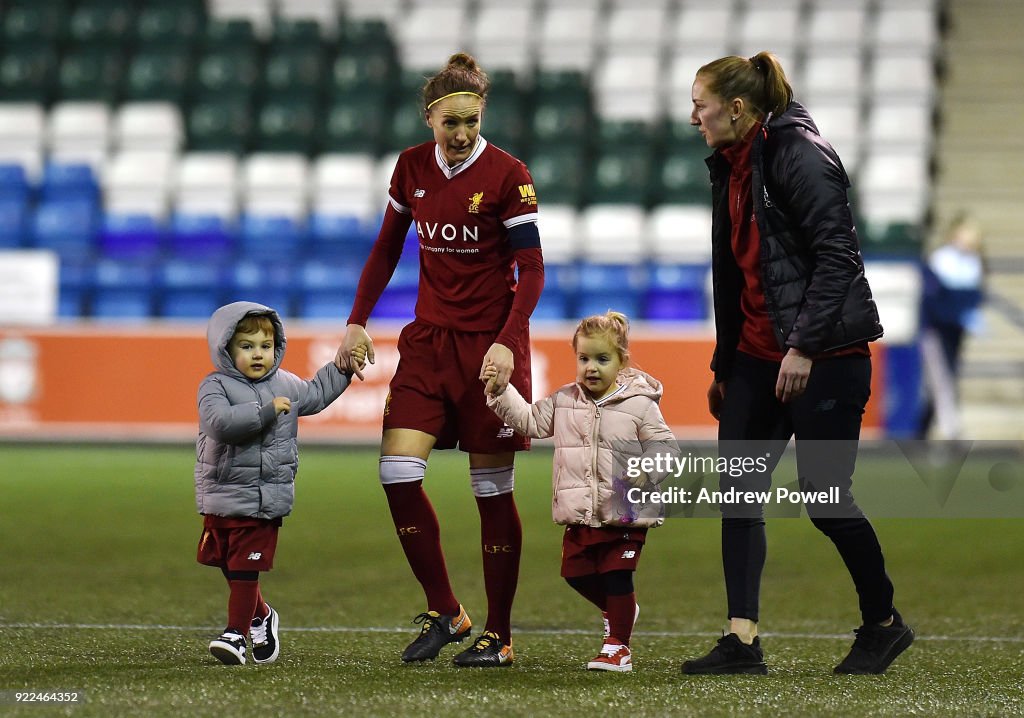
{"left": 197, "top": 515, "right": 283, "bottom": 572}
{"left": 384, "top": 320, "right": 532, "bottom": 453}
{"left": 560, "top": 525, "right": 648, "bottom": 577}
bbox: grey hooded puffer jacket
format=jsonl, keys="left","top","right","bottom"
{"left": 194, "top": 301, "right": 351, "bottom": 519}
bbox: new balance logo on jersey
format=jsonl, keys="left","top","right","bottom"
{"left": 496, "top": 426, "right": 514, "bottom": 439}
{"left": 621, "top": 550, "right": 636, "bottom": 559}
{"left": 247, "top": 552, "right": 262, "bottom": 561}
{"left": 414, "top": 188, "right": 426, "bottom": 197}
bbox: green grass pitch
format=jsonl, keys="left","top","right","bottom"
{"left": 1, "top": 445, "right": 1022, "bottom": 717}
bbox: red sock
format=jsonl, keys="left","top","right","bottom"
{"left": 383, "top": 481, "right": 459, "bottom": 616}
{"left": 475, "top": 492, "right": 522, "bottom": 643}
{"left": 226, "top": 579, "right": 260, "bottom": 634}
{"left": 606, "top": 592, "right": 636, "bottom": 646}
{"left": 254, "top": 587, "right": 268, "bottom": 621}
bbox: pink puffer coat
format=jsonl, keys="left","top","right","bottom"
{"left": 488, "top": 369, "right": 676, "bottom": 528}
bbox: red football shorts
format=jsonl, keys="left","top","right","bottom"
{"left": 384, "top": 320, "right": 532, "bottom": 453}
{"left": 560, "top": 526, "right": 648, "bottom": 578}
{"left": 196, "top": 515, "right": 282, "bottom": 572}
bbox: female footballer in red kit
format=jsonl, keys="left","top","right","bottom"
{"left": 334, "top": 53, "right": 544, "bottom": 667}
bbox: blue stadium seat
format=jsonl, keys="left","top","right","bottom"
{"left": 90, "top": 258, "right": 156, "bottom": 319}
{"left": 223, "top": 259, "right": 294, "bottom": 316}
{"left": 239, "top": 214, "right": 307, "bottom": 262}
{"left": 532, "top": 262, "right": 578, "bottom": 320}
{"left": 295, "top": 290, "right": 356, "bottom": 320}
{"left": 99, "top": 213, "right": 163, "bottom": 260}
{"left": 373, "top": 287, "right": 417, "bottom": 320}
{"left": 58, "top": 257, "right": 94, "bottom": 318}
{"left": 31, "top": 199, "right": 98, "bottom": 259}
{"left": 39, "top": 162, "right": 100, "bottom": 203}
{"left": 532, "top": 289, "right": 572, "bottom": 320}
{"left": 574, "top": 262, "right": 648, "bottom": 320}
{"left": 644, "top": 263, "right": 709, "bottom": 321}
{"left": 0, "top": 163, "right": 31, "bottom": 203}
{"left": 308, "top": 211, "right": 376, "bottom": 261}
{"left": 157, "top": 258, "right": 223, "bottom": 318}
{"left": 168, "top": 213, "right": 235, "bottom": 261}
{"left": 0, "top": 198, "right": 28, "bottom": 248}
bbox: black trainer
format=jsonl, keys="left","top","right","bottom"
{"left": 209, "top": 630, "right": 247, "bottom": 665}
{"left": 834, "top": 610, "right": 915, "bottom": 674}
{"left": 250, "top": 604, "right": 280, "bottom": 665}
{"left": 401, "top": 604, "right": 472, "bottom": 662}
{"left": 680, "top": 634, "right": 768, "bottom": 675}
{"left": 452, "top": 630, "right": 514, "bottom": 667}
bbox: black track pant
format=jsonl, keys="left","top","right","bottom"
{"left": 717, "top": 351, "right": 895, "bottom": 625}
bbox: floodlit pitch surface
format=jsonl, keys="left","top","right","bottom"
{"left": 2, "top": 445, "right": 1021, "bottom": 717}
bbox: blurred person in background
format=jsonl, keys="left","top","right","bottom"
{"left": 917, "top": 212, "right": 986, "bottom": 439}
{"left": 681, "top": 51, "right": 913, "bottom": 676}
{"left": 334, "top": 53, "right": 544, "bottom": 667}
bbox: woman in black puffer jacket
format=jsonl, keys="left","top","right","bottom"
{"left": 679, "top": 52, "right": 913, "bottom": 677}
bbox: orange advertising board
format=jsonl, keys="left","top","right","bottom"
{"left": 0, "top": 323, "right": 882, "bottom": 442}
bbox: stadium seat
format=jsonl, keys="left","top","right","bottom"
{"left": 0, "top": 197, "right": 28, "bottom": 248}
{"left": 647, "top": 204, "right": 713, "bottom": 264}
{"left": 0, "top": 104, "right": 45, "bottom": 157}
{"left": 238, "top": 214, "right": 307, "bottom": 262}
{"left": 156, "top": 258, "right": 223, "bottom": 319}
{"left": 30, "top": 199, "right": 98, "bottom": 259}
{"left": 123, "top": 47, "right": 192, "bottom": 104}
{"left": 263, "top": 45, "right": 325, "bottom": 98}
{"left": 66, "top": 0, "right": 135, "bottom": 46}
{"left": 242, "top": 153, "right": 310, "bottom": 219}
{"left": 644, "top": 263, "right": 709, "bottom": 322}
{"left": 870, "top": 51, "right": 937, "bottom": 102}
{"left": 0, "top": 43, "right": 58, "bottom": 103}
{"left": 223, "top": 258, "right": 294, "bottom": 314}
{"left": 1, "top": 1, "right": 66, "bottom": 44}
{"left": 192, "top": 46, "right": 261, "bottom": 100}
{"left": 55, "top": 46, "right": 123, "bottom": 104}
{"left": 90, "top": 258, "right": 155, "bottom": 320}
{"left": 98, "top": 213, "right": 163, "bottom": 260}
{"left": 58, "top": 256, "right": 94, "bottom": 318}
{"left": 255, "top": 95, "right": 319, "bottom": 154}
{"left": 604, "top": 4, "right": 669, "bottom": 51}
{"left": 536, "top": 1, "right": 601, "bottom": 71}
{"left": 526, "top": 145, "right": 588, "bottom": 207}
{"left": 802, "top": 51, "right": 864, "bottom": 102}
{"left": 175, "top": 152, "right": 239, "bottom": 218}
{"left": 311, "top": 153, "right": 379, "bottom": 219}
{"left": 579, "top": 204, "right": 648, "bottom": 264}
{"left": 168, "top": 212, "right": 236, "bottom": 261}
{"left": 39, "top": 162, "right": 100, "bottom": 203}
{"left": 670, "top": 6, "right": 733, "bottom": 57}
{"left": 0, "top": 162, "right": 31, "bottom": 203}
{"left": 277, "top": 0, "right": 338, "bottom": 35}
{"left": 329, "top": 48, "right": 395, "bottom": 98}
{"left": 322, "top": 91, "right": 391, "bottom": 155}
{"left": 592, "top": 51, "right": 662, "bottom": 120}
{"left": 805, "top": 4, "right": 869, "bottom": 50}
{"left": 535, "top": 204, "right": 580, "bottom": 264}
{"left": 469, "top": 3, "right": 535, "bottom": 75}
{"left": 47, "top": 102, "right": 111, "bottom": 163}
{"left": 207, "top": 1, "right": 272, "bottom": 38}
{"left": 395, "top": 2, "right": 466, "bottom": 72}
{"left": 187, "top": 95, "right": 254, "bottom": 154}
{"left": 479, "top": 89, "right": 527, "bottom": 157}
{"left": 114, "top": 102, "right": 184, "bottom": 153}
{"left": 872, "top": 5, "right": 939, "bottom": 52}
{"left": 104, "top": 150, "right": 175, "bottom": 217}
{"left": 134, "top": 2, "right": 205, "bottom": 48}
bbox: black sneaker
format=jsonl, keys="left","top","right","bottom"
{"left": 401, "top": 604, "right": 472, "bottom": 662}
{"left": 209, "top": 630, "right": 247, "bottom": 665}
{"left": 834, "top": 611, "right": 914, "bottom": 674}
{"left": 680, "top": 634, "right": 768, "bottom": 675}
{"left": 250, "top": 604, "right": 280, "bottom": 665}
{"left": 453, "top": 630, "right": 514, "bottom": 667}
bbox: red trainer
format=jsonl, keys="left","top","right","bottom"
{"left": 587, "top": 639, "right": 633, "bottom": 672}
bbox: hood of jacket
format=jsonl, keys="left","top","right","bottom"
{"left": 206, "top": 301, "right": 286, "bottom": 382}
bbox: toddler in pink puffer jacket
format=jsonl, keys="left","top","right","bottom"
{"left": 483, "top": 311, "right": 677, "bottom": 673}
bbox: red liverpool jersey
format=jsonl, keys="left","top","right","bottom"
{"left": 388, "top": 138, "right": 539, "bottom": 331}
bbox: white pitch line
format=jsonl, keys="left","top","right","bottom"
{"left": 2, "top": 623, "right": 1022, "bottom": 643}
